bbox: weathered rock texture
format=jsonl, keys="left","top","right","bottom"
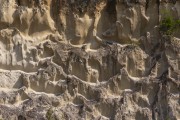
{"left": 0, "top": 0, "right": 179, "bottom": 120}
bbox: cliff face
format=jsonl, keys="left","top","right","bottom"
{"left": 0, "top": 0, "right": 179, "bottom": 120}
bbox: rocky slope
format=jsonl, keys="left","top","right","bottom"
{"left": 0, "top": 0, "right": 179, "bottom": 120}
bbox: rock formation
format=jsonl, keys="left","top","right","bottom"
{"left": 0, "top": 0, "right": 179, "bottom": 120}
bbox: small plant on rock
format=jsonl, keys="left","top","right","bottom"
{"left": 46, "top": 108, "right": 54, "bottom": 120}
{"left": 159, "top": 10, "right": 180, "bottom": 36}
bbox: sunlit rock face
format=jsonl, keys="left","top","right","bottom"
{"left": 0, "top": 0, "right": 179, "bottom": 120}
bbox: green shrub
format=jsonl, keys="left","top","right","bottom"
{"left": 159, "top": 10, "right": 180, "bottom": 36}
{"left": 46, "top": 108, "right": 54, "bottom": 120}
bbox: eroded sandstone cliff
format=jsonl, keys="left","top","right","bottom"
{"left": 0, "top": 0, "right": 179, "bottom": 120}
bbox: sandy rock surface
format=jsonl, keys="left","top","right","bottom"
{"left": 0, "top": 0, "right": 179, "bottom": 120}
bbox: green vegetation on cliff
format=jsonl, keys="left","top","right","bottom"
{"left": 159, "top": 10, "right": 180, "bottom": 36}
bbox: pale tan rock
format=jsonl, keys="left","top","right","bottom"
{"left": 0, "top": 0, "right": 179, "bottom": 120}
